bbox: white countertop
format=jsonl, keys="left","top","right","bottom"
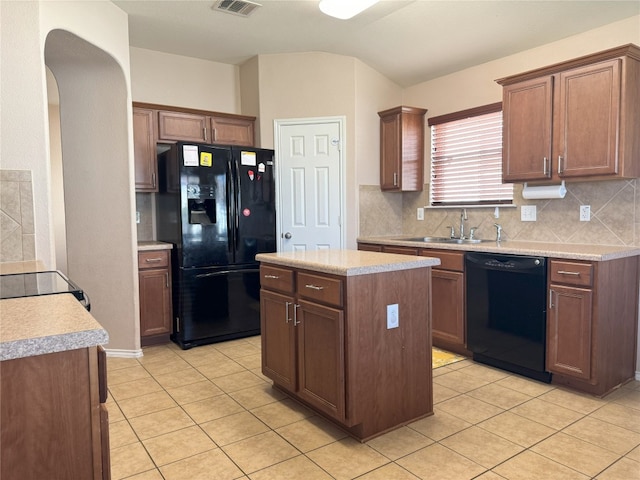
{"left": 358, "top": 236, "right": 640, "bottom": 261}
{"left": 138, "top": 241, "right": 173, "bottom": 251}
{"left": 256, "top": 249, "right": 440, "bottom": 276}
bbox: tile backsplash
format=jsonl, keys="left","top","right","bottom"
{"left": 360, "top": 179, "right": 639, "bottom": 246}
{"left": 135, "top": 193, "right": 154, "bottom": 241}
{"left": 0, "top": 170, "right": 35, "bottom": 262}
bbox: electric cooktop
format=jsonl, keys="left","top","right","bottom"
{"left": 0, "top": 271, "right": 90, "bottom": 310}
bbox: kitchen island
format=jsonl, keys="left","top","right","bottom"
{"left": 0, "top": 287, "right": 110, "bottom": 479}
{"left": 256, "top": 249, "right": 440, "bottom": 441}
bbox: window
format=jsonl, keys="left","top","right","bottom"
{"left": 429, "top": 103, "right": 513, "bottom": 206}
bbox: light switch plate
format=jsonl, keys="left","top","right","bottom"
{"left": 521, "top": 205, "right": 537, "bottom": 222}
{"left": 416, "top": 207, "right": 424, "bottom": 221}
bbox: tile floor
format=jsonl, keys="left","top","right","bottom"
{"left": 106, "top": 336, "right": 640, "bottom": 480}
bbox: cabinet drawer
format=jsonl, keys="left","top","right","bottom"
{"left": 550, "top": 260, "right": 593, "bottom": 287}
{"left": 138, "top": 250, "right": 169, "bottom": 270}
{"left": 297, "top": 272, "right": 343, "bottom": 307}
{"left": 260, "top": 265, "right": 294, "bottom": 293}
{"left": 420, "top": 249, "right": 464, "bottom": 272}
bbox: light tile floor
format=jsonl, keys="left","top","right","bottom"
{"left": 106, "top": 336, "right": 640, "bottom": 480}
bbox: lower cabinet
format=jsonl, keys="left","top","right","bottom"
{"left": 547, "top": 257, "right": 639, "bottom": 396}
{"left": 421, "top": 250, "right": 466, "bottom": 355}
{"left": 260, "top": 261, "right": 432, "bottom": 440}
{"left": 138, "top": 249, "right": 172, "bottom": 346}
{"left": 1, "top": 346, "right": 110, "bottom": 479}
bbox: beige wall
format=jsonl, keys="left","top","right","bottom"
{"left": 1, "top": 0, "right": 140, "bottom": 354}
{"left": 130, "top": 47, "right": 241, "bottom": 113}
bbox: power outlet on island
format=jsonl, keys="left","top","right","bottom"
{"left": 387, "top": 304, "right": 399, "bottom": 329}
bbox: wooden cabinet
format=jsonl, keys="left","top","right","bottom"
{"left": 138, "top": 249, "right": 172, "bottom": 346}
{"left": 157, "top": 110, "right": 255, "bottom": 146}
{"left": 378, "top": 106, "right": 427, "bottom": 192}
{"left": 133, "top": 107, "right": 157, "bottom": 192}
{"left": 1, "top": 346, "right": 110, "bottom": 479}
{"left": 499, "top": 44, "right": 640, "bottom": 182}
{"left": 547, "top": 257, "right": 639, "bottom": 396}
{"left": 260, "top": 260, "right": 432, "bottom": 440}
{"left": 422, "top": 250, "right": 467, "bottom": 355}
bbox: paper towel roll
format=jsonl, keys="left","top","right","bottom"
{"left": 522, "top": 181, "right": 567, "bottom": 199}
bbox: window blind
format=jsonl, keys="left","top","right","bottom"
{"left": 429, "top": 107, "right": 513, "bottom": 206}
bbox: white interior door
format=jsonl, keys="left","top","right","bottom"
{"left": 275, "top": 118, "right": 344, "bottom": 251}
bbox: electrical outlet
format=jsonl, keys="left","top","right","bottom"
{"left": 386, "top": 304, "right": 399, "bottom": 329}
{"left": 580, "top": 205, "right": 591, "bottom": 221}
{"left": 416, "top": 207, "right": 424, "bottom": 221}
{"left": 521, "top": 205, "right": 537, "bottom": 222}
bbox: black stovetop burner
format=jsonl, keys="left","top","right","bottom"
{"left": 0, "top": 271, "right": 90, "bottom": 310}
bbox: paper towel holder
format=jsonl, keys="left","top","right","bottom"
{"left": 522, "top": 180, "right": 567, "bottom": 200}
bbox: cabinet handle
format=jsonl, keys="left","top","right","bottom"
{"left": 393, "top": 172, "right": 398, "bottom": 186}
{"left": 203, "top": 127, "right": 207, "bottom": 143}
{"left": 285, "top": 301, "right": 292, "bottom": 323}
{"left": 293, "top": 304, "right": 300, "bottom": 326}
{"left": 558, "top": 155, "right": 564, "bottom": 174}
{"left": 165, "top": 272, "right": 169, "bottom": 288}
{"left": 305, "top": 284, "right": 324, "bottom": 291}
{"left": 264, "top": 274, "right": 279, "bottom": 279}
{"left": 543, "top": 157, "right": 548, "bottom": 176}
{"left": 145, "top": 257, "right": 163, "bottom": 263}
{"left": 212, "top": 128, "right": 217, "bottom": 142}
{"left": 549, "top": 289, "right": 554, "bottom": 309}
{"left": 152, "top": 172, "right": 157, "bottom": 188}
{"left": 557, "top": 270, "right": 580, "bottom": 276}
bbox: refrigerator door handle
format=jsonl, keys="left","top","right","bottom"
{"left": 195, "top": 268, "right": 261, "bottom": 279}
{"left": 234, "top": 159, "right": 241, "bottom": 250}
{"left": 226, "top": 157, "right": 235, "bottom": 255}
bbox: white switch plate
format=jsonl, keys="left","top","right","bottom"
{"left": 416, "top": 207, "right": 424, "bottom": 221}
{"left": 136, "top": 211, "right": 141, "bottom": 224}
{"left": 580, "top": 205, "right": 591, "bottom": 221}
{"left": 521, "top": 205, "right": 537, "bottom": 222}
{"left": 387, "top": 304, "right": 399, "bottom": 329}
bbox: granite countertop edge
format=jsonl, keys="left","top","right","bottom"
{"left": 357, "top": 236, "right": 640, "bottom": 261}
{"left": 0, "top": 329, "right": 109, "bottom": 362}
{"left": 256, "top": 251, "right": 440, "bottom": 276}
{"left": 138, "top": 241, "right": 174, "bottom": 251}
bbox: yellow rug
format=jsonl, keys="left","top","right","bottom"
{"left": 432, "top": 347, "right": 466, "bottom": 369}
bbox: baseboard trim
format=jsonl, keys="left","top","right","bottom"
{"left": 104, "top": 348, "right": 143, "bottom": 358}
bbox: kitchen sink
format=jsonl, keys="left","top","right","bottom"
{"left": 397, "top": 236, "right": 493, "bottom": 244}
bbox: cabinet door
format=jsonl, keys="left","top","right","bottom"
{"left": 133, "top": 108, "right": 157, "bottom": 192}
{"left": 158, "top": 111, "right": 208, "bottom": 142}
{"left": 547, "top": 284, "right": 593, "bottom": 380}
{"left": 210, "top": 115, "right": 255, "bottom": 146}
{"left": 502, "top": 77, "right": 553, "bottom": 182}
{"left": 557, "top": 59, "right": 621, "bottom": 178}
{"left": 380, "top": 112, "right": 401, "bottom": 191}
{"left": 138, "top": 268, "right": 172, "bottom": 338}
{"left": 297, "top": 300, "right": 345, "bottom": 422}
{"left": 261, "top": 290, "right": 297, "bottom": 391}
{"left": 431, "top": 269, "right": 465, "bottom": 349}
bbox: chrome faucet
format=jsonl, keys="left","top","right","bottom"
{"left": 494, "top": 223, "right": 503, "bottom": 242}
{"left": 459, "top": 209, "right": 467, "bottom": 239}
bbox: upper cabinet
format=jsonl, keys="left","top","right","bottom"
{"left": 157, "top": 110, "right": 255, "bottom": 146}
{"left": 498, "top": 44, "right": 640, "bottom": 183}
{"left": 378, "top": 106, "right": 427, "bottom": 192}
{"left": 133, "top": 103, "right": 257, "bottom": 192}
{"left": 133, "top": 107, "right": 158, "bottom": 192}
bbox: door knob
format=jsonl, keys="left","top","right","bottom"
{"left": 284, "top": 232, "right": 292, "bottom": 239}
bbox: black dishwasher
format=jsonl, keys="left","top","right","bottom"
{"left": 466, "top": 252, "right": 551, "bottom": 383}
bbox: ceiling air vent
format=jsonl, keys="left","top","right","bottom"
{"left": 211, "top": 0, "right": 262, "bottom": 17}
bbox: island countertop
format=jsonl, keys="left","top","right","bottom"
{"left": 256, "top": 249, "right": 440, "bottom": 276}
{"left": 0, "top": 293, "right": 108, "bottom": 362}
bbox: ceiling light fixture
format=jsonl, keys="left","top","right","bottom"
{"left": 319, "top": 0, "right": 379, "bottom": 20}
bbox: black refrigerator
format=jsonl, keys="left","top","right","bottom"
{"left": 156, "top": 142, "right": 276, "bottom": 349}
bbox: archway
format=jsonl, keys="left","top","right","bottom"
{"left": 45, "top": 29, "right": 140, "bottom": 353}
